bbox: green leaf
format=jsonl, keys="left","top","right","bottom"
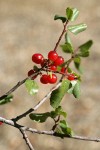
{"left": 65, "top": 33, "right": 72, "bottom": 45}
{"left": 55, "top": 106, "right": 67, "bottom": 118}
{"left": 59, "top": 120, "right": 68, "bottom": 128}
{"left": 67, "top": 81, "right": 77, "bottom": 94}
{"left": 71, "top": 8, "right": 79, "bottom": 21}
{"left": 66, "top": 7, "right": 79, "bottom": 21}
{"left": 78, "top": 51, "right": 89, "bottom": 57}
{"left": 68, "top": 23, "right": 87, "bottom": 35}
{"left": 0, "top": 95, "right": 13, "bottom": 105}
{"left": 29, "top": 106, "right": 67, "bottom": 123}
{"left": 57, "top": 66, "right": 62, "bottom": 72}
{"left": 73, "top": 81, "right": 80, "bottom": 99}
{"left": 50, "top": 79, "right": 70, "bottom": 108}
{"left": 29, "top": 112, "right": 50, "bottom": 123}
{"left": 55, "top": 127, "right": 64, "bottom": 134}
{"left": 78, "top": 40, "right": 93, "bottom": 57}
{"left": 51, "top": 106, "right": 67, "bottom": 118}
{"left": 59, "top": 120, "right": 73, "bottom": 136}
{"left": 66, "top": 7, "right": 73, "bottom": 20}
{"left": 67, "top": 67, "right": 73, "bottom": 73}
{"left": 61, "top": 43, "right": 73, "bottom": 53}
{"left": 79, "top": 40, "right": 93, "bottom": 52}
{"left": 54, "top": 15, "right": 67, "bottom": 23}
{"left": 25, "top": 79, "right": 39, "bottom": 95}
{"left": 74, "top": 57, "right": 83, "bottom": 73}
{"left": 33, "top": 65, "right": 39, "bottom": 71}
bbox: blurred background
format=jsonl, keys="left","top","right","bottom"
{"left": 0, "top": 0, "right": 100, "bottom": 149}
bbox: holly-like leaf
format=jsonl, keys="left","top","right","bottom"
{"left": 50, "top": 79, "right": 70, "bottom": 108}
{"left": 73, "top": 81, "right": 80, "bottom": 99}
{"left": 74, "top": 57, "right": 83, "bottom": 73}
{"left": 66, "top": 7, "right": 73, "bottom": 20}
{"left": 54, "top": 15, "right": 67, "bottom": 23}
{"left": 61, "top": 43, "right": 73, "bottom": 53}
{"left": 25, "top": 79, "right": 39, "bottom": 95}
{"left": 29, "top": 112, "right": 50, "bottom": 123}
{"left": 68, "top": 23, "right": 87, "bottom": 35}
{"left": 71, "top": 8, "right": 79, "bottom": 21}
{"left": 0, "top": 95, "right": 13, "bottom": 105}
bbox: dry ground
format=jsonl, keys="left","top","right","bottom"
{"left": 0, "top": 0, "right": 100, "bottom": 150}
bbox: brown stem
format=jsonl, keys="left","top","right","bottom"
{"left": 54, "top": 20, "right": 69, "bottom": 51}
{"left": 12, "top": 81, "right": 62, "bottom": 122}
{"left": 0, "top": 20, "right": 69, "bottom": 101}
{"left": 0, "top": 67, "right": 44, "bottom": 101}
{"left": 0, "top": 78, "right": 28, "bottom": 101}
{"left": 20, "top": 129, "right": 34, "bottom": 150}
{"left": 1, "top": 117, "right": 100, "bottom": 143}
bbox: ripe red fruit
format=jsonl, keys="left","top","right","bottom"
{"left": 41, "top": 59, "right": 48, "bottom": 67}
{"left": 61, "top": 67, "right": 66, "bottom": 73}
{"left": 67, "top": 74, "right": 75, "bottom": 81}
{"left": 48, "top": 74, "right": 57, "bottom": 84}
{"left": 49, "top": 65, "right": 57, "bottom": 71}
{"left": 32, "top": 53, "right": 44, "bottom": 64}
{"left": 0, "top": 122, "right": 3, "bottom": 125}
{"left": 54, "top": 56, "right": 64, "bottom": 66}
{"left": 48, "top": 51, "right": 58, "bottom": 61}
{"left": 28, "top": 69, "right": 37, "bottom": 80}
{"left": 40, "top": 74, "right": 49, "bottom": 84}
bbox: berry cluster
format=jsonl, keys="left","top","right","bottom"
{"left": 28, "top": 50, "right": 75, "bottom": 84}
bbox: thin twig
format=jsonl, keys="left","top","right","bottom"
{"left": 1, "top": 117, "right": 100, "bottom": 143}
{"left": 26, "top": 128, "right": 100, "bottom": 142}
{"left": 12, "top": 81, "right": 62, "bottom": 122}
{"left": 0, "top": 78, "right": 28, "bottom": 100}
{"left": 0, "top": 19, "right": 69, "bottom": 101}
{"left": 20, "top": 129, "right": 34, "bottom": 150}
{"left": 0, "top": 67, "right": 43, "bottom": 101}
{"left": 54, "top": 20, "right": 69, "bottom": 51}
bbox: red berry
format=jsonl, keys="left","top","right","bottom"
{"left": 48, "top": 74, "right": 57, "bottom": 84}
{"left": 49, "top": 65, "right": 57, "bottom": 71}
{"left": 0, "top": 122, "right": 3, "bottom": 125}
{"left": 40, "top": 74, "right": 49, "bottom": 84}
{"left": 41, "top": 59, "right": 47, "bottom": 67}
{"left": 54, "top": 56, "right": 64, "bottom": 66}
{"left": 67, "top": 74, "right": 75, "bottom": 81}
{"left": 28, "top": 69, "right": 37, "bottom": 80}
{"left": 61, "top": 67, "right": 66, "bottom": 73}
{"left": 32, "top": 53, "right": 44, "bottom": 64}
{"left": 48, "top": 51, "right": 58, "bottom": 61}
